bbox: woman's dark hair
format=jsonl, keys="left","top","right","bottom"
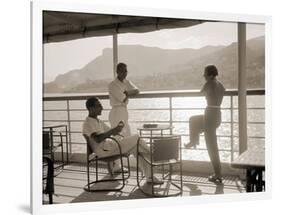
{"left": 204, "top": 65, "right": 218, "bottom": 77}
{"left": 85, "top": 97, "right": 99, "bottom": 110}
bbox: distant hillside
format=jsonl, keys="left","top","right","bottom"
{"left": 44, "top": 36, "right": 265, "bottom": 93}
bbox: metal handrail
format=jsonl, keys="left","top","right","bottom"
{"left": 43, "top": 89, "right": 265, "bottom": 101}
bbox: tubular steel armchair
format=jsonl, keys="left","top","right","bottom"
{"left": 137, "top": 135, "right": 183, "bottom": 197}
{"left": 43, "top": 125, "right": 68, "bottom": 170}
{"left": 43, "top": 156, "right": 54, "bottom": 204}
{"left": 83, "top": 134, "right": 130, "bottom": 192}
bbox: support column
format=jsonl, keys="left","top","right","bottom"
{"left": 113, "top": 33, "right": 118, "bottom": 78}
{"left": 238, "top": 23, "right": 248, "bottom": 154}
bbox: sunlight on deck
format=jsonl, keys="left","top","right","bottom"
{"left": 43, "top": 164, "right": 245, "bottom": 204}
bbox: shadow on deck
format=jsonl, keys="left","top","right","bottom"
{"left": 43, "top": 163, "right": 245, "bottom": 204}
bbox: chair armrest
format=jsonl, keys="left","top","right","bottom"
{"left": 106, "top": 137, "right": 123, "bottom": 155}
{"left": 114, "top": 134, "right": 124, "bottom": 138}
{"left": 88, "top": 137, "right": 123, "bottom": 162}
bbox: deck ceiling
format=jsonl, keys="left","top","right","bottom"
{"left": 43, "top": 11, "right": 204, "bottom": 43}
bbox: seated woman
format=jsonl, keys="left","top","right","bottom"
{"left": 184, "top": 65, "right": 225, "bottom": 183}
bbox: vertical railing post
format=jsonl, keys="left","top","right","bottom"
{"left": 230, "top": 95, "right": 234, "bottom": 161}
{"left": 50, "top": 127, "right": 54, "bottom": 161}
{"left": 238, "top": 23, "right": 248, "bottom": 154}
{"left": 64, "top": 125, "right": 69, "bottom": 164}
{"left": 66, "top": 100, "right": 72, "bottom": 157}
{"left": 169, "top": 96, "right": 173, "bottom": 133}
{"left": 113, "top": 33, "right": 118, "bottom": 78}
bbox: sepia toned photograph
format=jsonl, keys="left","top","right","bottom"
{"left": 32, "top": 2, "right": 268, "bottom": 212}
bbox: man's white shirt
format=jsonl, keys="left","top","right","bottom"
{"left": 82, "top": 116, "right": 110, "bottom": 138}
{"left": 108, "top": 78, "right": 138, "bottom": 107}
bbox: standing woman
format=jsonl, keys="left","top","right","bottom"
{"left": 185, "top": 65, "right": 225, "bottom": 183}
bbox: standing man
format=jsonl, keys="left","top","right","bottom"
{"left": 108, "top": 63, "right": 139, "bottom": 136}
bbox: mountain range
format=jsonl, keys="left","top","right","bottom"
{"left": 44, "top": 36, "right": 265, "bottom": 93}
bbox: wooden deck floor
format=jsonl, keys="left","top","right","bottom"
{"left": 43, "top": 163, "right": 246, "bottom": 204}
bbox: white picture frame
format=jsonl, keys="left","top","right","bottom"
{"left": 31, "top": 0, "right": 272, "bottom": 214}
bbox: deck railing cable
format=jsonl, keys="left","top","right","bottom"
{"left": 43, "top": 89, "right": 265, "bottom": 162}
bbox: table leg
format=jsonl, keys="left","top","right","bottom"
{"left": 246, "top": 169, "right": 253, "bottom": 192}
{"left": 256, "top": 170, "right": 263, "bottom": 192}
{"left": 169, "top": 163, "right": 172, "bottom": 180}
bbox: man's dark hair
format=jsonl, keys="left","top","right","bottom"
{"left": 86, "top": 97, "right": 99, "bottom": 110}
{"left": 205, "top": 65, "right": 218, "bottom": 77}
{"left": 117, "top": 62, "right": 127, "bottom": 73}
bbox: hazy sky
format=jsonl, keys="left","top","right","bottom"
{"left": 44, "top": 22, "right": 265, "bottom": 82}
